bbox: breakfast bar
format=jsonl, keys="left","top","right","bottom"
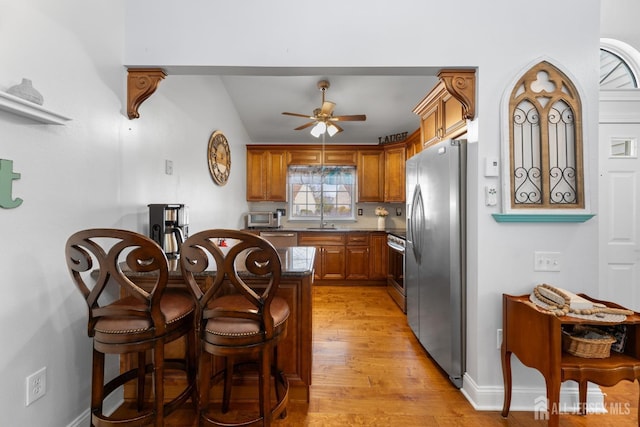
{"left": 121, "top": 246, "right": 316, "bottom": 402}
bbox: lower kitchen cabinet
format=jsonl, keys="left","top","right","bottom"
{"left": 322, "top": 245, "right": 346, "bottom": 280}
{"left": 298, "top": 231, "right": 386, "bottom": 284}
{"left": 369, "top": 232, "right": 388, "bottom": 280}
{"left": 345, "top": 233, "right": 370, "bottom": 280}
{"left": 298, "top": 232, "right": 346, "bottom": 281}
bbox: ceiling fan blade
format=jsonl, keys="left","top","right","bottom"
{"left": 320, "top": 101, "right": 335, "bottom": 116}
{"left": 282, "top": 112, "right": 314, "bottom": 119}
{"left": 330, "top": 114, "right": 367, "bottom": 122}
{"left": 294, "top": 121, "right": 316, "bottom": 131}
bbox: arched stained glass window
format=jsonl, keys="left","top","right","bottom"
{"left": 509, "top": 61, "right": 584, "bottom": 209}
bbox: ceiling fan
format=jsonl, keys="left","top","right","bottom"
{"left": 282, "top": 80, "right": 367, "bottom": 137}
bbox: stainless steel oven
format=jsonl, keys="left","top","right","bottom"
{"left": 387, "top": 233, "right": 406, "bottom": 313}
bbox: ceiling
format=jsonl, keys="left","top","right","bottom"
{"left": 216, "top": 71, "right": 441, "bottom": 145}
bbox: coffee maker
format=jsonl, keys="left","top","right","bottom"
{"left": 148, "top": 204, "right": 189, "bottom": 258}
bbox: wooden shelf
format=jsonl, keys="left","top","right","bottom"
{"left": 0, "top": 91, "right": 71, "bottom": 125}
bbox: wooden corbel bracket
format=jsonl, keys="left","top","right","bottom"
{"left": 127, "top": 68, "right": 167, "bottom": 119}
{"left": 438, "top": 69, "right": 476, "bottom": 120}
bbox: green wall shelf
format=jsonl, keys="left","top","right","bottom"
{"left": 492, "top": 213, "right": 596, "bottom": 223}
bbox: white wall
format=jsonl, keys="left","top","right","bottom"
{"left": 0, "top": 2, "right": 126, "bottom": 425}
{"left": 0, "top": 1, "right": 249, "bottom": 426}
{"left": 119, "top": 74, "right": 250, "bottom": 234}
{"left": 123, "top": 0, "right": 602, "bottom": 410}
{"left": 601, "top": 0, "right": 640, "bottom": 49}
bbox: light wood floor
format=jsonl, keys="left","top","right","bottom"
{"left": 123, "top": 285, "right": 639, "bottom": 426}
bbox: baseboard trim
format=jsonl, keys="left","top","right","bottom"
{"left": 461, "top": 373, "right": 606, "bottom": 414}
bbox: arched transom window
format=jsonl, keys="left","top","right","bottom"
{"left": 509, "top": 61, "right": 584, "bottom": 209}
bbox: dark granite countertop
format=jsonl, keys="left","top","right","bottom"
{"left": 124, "top": 246, "right": 316, "bottom": 279}
{"left": 248, "top": 227, "right": 406, "bottom": 235}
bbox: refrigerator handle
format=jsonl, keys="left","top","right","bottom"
{"left": 409, "top": 184, "right": 424, "bottom": 262}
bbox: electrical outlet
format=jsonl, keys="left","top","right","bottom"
{"left": 497, "top": 329, "right": 503, "bottom": 349}
{"left": 26, "top": 367, "right": 46, "bottom": 406}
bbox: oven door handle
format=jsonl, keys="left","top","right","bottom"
{"left": 387, "top": 242, "right": 405, "bottom": 253}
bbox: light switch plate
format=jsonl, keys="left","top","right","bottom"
{"left": 534, "top": 251, "right": 562, "bottom": 272}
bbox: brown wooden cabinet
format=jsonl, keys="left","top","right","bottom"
{"left": 357, "top": 149, "right": 384, "bottom": 202}
{"left": 288, "top": 146, "right": 357, "bottom": 166}
{"left": 345, "top": 233, "right": 370, "bottom": 280}
{"left": 369, "top": 232, "right": 388, "bottom": 280}
{"left": 298, "top": 231, "right": 386, "bottom": 284}
{"left": 383, "top": 142, "right": 406, "bottom": 202}
{"left": 413, "top": 80, "right": 467, "bottom": 149}
{"left": 246, "top": 147, "right": 287, "bottom": 201}
{"left": 405, "top": 128, "right": 422, "bottom": 159}
{"left": 288, "top": 149, "right": 321, "bottom": 165}
{"left": 298, "top": 232, "right": 346, "bottom": 281}
{"left": 323, "top": 149, "right": 357, "bottom": 166}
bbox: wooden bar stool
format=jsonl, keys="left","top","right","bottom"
{"left": 180, "top": 229, "right": 290, "bottom": 427}
{"left": 65, "top": 228, "right": 197, "bottom": 427}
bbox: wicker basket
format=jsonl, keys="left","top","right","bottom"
{"left": 562, "top": 326, "right": 616, "bottom": 358}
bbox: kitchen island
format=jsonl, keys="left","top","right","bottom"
{"left": 122, "top": 246, "right": 316, "bottom": 402}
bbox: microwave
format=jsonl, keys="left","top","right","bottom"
{"left": 246, "top": 211, "right": 281, "bottom": 228}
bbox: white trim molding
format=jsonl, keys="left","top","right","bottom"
{"left": 601, "top": 38, "right": 640, "bottom": 87}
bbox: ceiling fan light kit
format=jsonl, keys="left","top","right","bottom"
{"left": 282, "top": 80, "right": 366, "bottom": 138}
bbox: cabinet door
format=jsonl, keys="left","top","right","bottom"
{"left": 384, "top": 144, "right": 406, "bottom": 202}
{"left": 266, "top": 150, "right": 287, "bottom": 201}
{"left": 357, "top": 150, "right": 384, "bottom": 202}
{"left": 369, "top": 233, "right": 388, "bottom": 280}
{"left": 246, "top": 148, "right": 287, "bottom": 201}
{"left": 324, "top": 149, "right": 357, "bottom": 166}
{"left": 288, "top": 149, "right": 321, "bottom": 165}
{"left": 346, "top": 246, "right": 369, "bottom": 280}
{"left": 322, "top": 246, "right": 345, "bottom": 280}
{"left": 405, "top": 128, "right": 422, "bottom": 160}
{"left": 421, "top": 101, "right": 440, "bottom": 148}
{"left": 298, "top": 232, "right": 346, "bottom": 281}
{"left": 246, "top": 149, "right": 267, "bottom": 201}
{"left": 441, "top": 91, "right": 466, "bottom": 139}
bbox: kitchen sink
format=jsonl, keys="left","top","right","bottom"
{"left": 306, "top": 227, "right": 336, "bottom": 230}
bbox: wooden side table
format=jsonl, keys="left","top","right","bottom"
{"left": 501, "top": 293, "right": 640, "bottom": 426}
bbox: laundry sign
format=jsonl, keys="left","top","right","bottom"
{"left": 0, "top": 159, "right": 22, "bottom": 208}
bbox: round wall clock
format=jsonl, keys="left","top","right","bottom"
{"left": 207, "top": 130, "right": 231, "bottom": 185}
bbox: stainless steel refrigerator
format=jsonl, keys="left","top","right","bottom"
{"left": 406, "top": 138, "right": 466, "bottom": 389}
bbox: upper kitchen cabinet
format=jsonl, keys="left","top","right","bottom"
{"left": 357, "top": 149, "right": 385, "bottom": 202}
{"left": 413, "top": 70, "right": 476, "bottom": 149}
{"left": 405, "top": 128, "right": 422, "bottom": 159}
{"left": 384, "top": 140, "right": 407, "bottom": 202}
{"left": 246, "top": 146, "right": 287, "bottom": 201}
{"left": 288, "top": 146, "right": 357, "bottom": 166}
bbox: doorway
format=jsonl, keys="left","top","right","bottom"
{"left": 598, "top": 92, "right": 640, "bottom": 309}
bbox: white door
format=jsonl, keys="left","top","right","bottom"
{"left": 599, "top": 92, "right": 640, "bottom": 309}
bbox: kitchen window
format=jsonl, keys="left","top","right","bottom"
{"left": 288, "top": 165, "right": 356, "bottom": 221}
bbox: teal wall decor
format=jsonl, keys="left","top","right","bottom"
{"left": 0, "top": 159, "right": 23, "bottom": 209}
